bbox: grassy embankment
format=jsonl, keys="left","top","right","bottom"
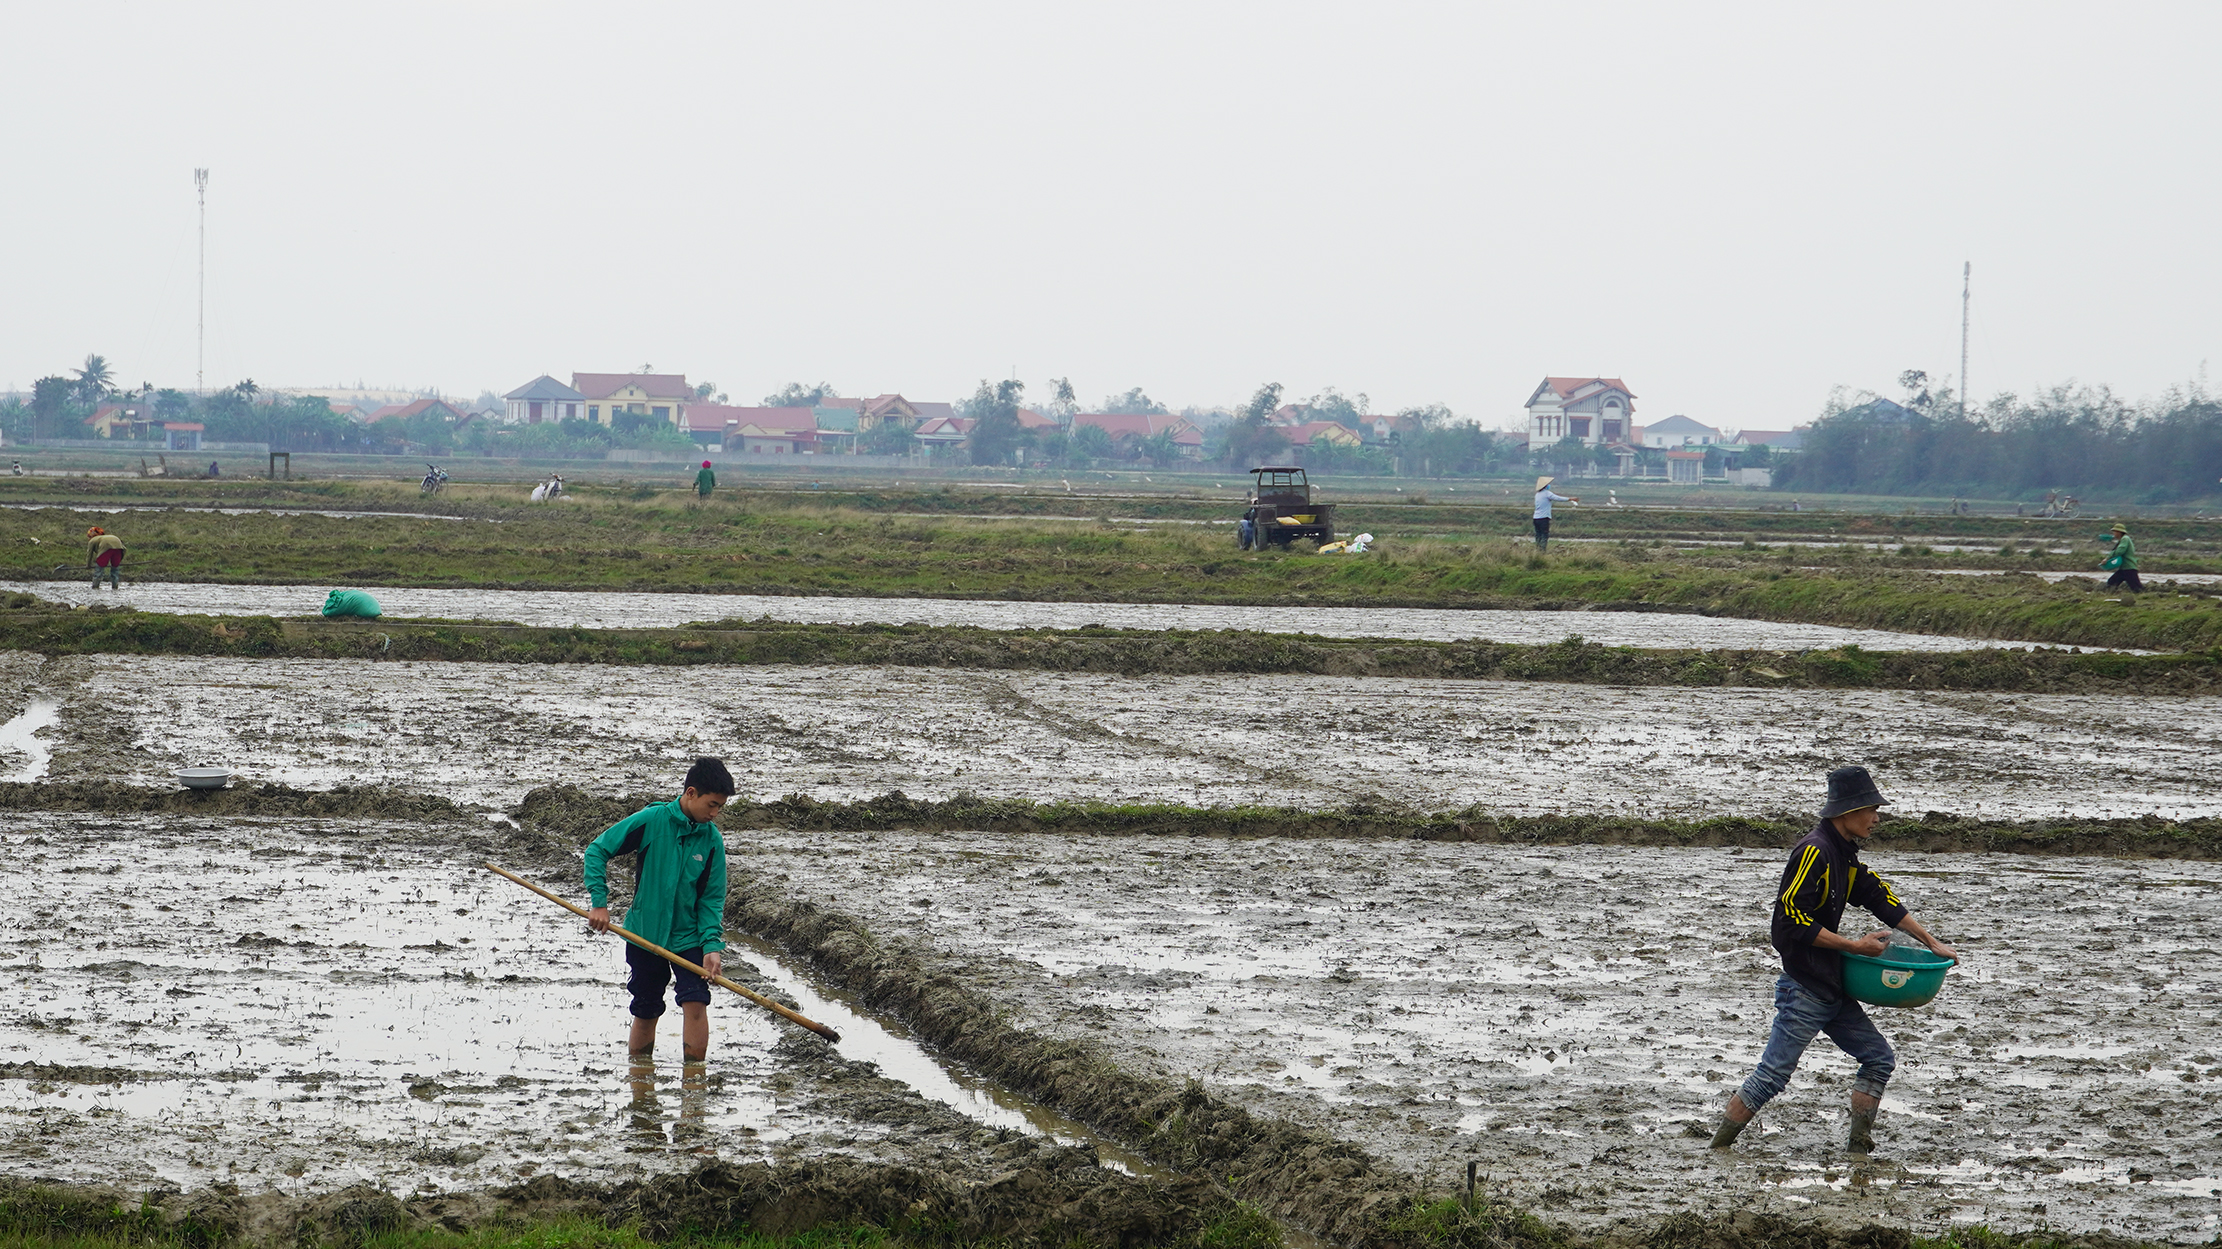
{"left": 5, "top": 480, "right": 2221, "bottom": 652}
{"left": 8, "top": 599, "right": 2222, "bottom": 693}
{"left": 0, "top": 1186, "right": 2129, "bottom": 1249}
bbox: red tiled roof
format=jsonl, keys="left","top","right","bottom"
{"left": 1540, "top": 376, "right": 1634, "bottom": 399}
{"left": 685, "top": 404, "right": 815, "bottom": 434}
{"left": 571, "top": 372, "right": 691, "bottom": 401}
{"left": 365, "top": 399, "right": 465, "bottom": 423}
{"left": 1014, "top": 408, "right": 1058, "bottom": 430}
{"left": 162, "top": 422, "right": 205, "bottom": 432}
{"left": 1070, "top": 412, "right": 1197, "bottom": 441}
{"left": 1281, "top": 420, "right": 1358, "bottom": 447}
{"left": 914, "top": 416, "right": 975, "bottom": 440}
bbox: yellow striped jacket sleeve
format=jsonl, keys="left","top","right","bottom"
{"left": 1778, "top": 844, "right": 1825, "bottom": 934}
{"left": 1849, "top": 863, "right": 1910, "bottom": 925}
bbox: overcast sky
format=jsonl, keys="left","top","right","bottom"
{"left": 4, "top": 2, "right": 2216, "bottom": 431}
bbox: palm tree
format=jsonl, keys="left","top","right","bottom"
{"left": 73, "top": 354, "right": 115, "bottom": 404}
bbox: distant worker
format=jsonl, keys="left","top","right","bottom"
{"left": 695, "top": 459, "right": 716, "bottom": 499}
{"left": 10, "top": 459, "right": 23, "bottom": 476}
{"left": 1532, "top": 476, "right": 1577, "bottom": 551}
{"left": 1709, "top": 766, "right": 1958, "bottom": 1155}
{"left": 86, "top": 526, "right": 126, "bottom": 590}
{"left": 209, "top": 460, "right": 221, "bottom": 478}
{"left": 2101, "top": 523, "right": 2142, "bottom": 593}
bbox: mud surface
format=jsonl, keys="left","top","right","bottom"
{"left": 20, "top": 580, "right": 2068, "bottom": 652}
{"left": 9, "top": 653, "right": 2218, "bottom": 819}
{"left": 0, "top": 811, "right": 1147, "bottom": 1201}
{"left": 736, "top": 828, "right": 2222, "bottom": 1242}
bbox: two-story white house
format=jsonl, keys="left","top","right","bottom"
{"left": 1523, "top": 377, "right": 1636, "bottom": 447}
{"left": 502, "top": 375, "right": 587, "bottom": 425}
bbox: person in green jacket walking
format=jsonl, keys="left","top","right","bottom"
{"left": 2101, "top": 524, "right": 2142, "bottom": 593}
{"left": 694, "top": 460, "right": 716, "bottom": 498}
{"left": 585, "top": 757, "right": 734, "bottom": 1060}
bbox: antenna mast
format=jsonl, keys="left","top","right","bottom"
{"left": 194, "top": 168, "right": 209, "bottom": 393}
{"left": 1959, "top": 260, "right": 1970, "bottom": 419}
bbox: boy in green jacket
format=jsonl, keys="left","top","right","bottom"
{"left": 585, "top": 757, "right": 734, "bottom": 1060}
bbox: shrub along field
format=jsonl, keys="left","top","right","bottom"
{"left": 4, "top": 478, "right": 2220, "bottom": 652}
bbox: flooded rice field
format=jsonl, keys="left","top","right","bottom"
{"left": 0, "top": 810, "right": 1134, "bottom": 1196}
{"left": 0, "top": 503, "right": 480, "bottom": 521}
{"left": 22, "top": 579, "right": 2100, "bottom": 652}
{"left": 6, "top": 653, "right": 2220, "bottom": 819}
{"left": 741, "top": 829, "right": 2222, "bottom": 1241}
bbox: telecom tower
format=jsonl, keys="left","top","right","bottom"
{"left": 195, "top": 168, "right": 209, "bottom": 393}
{"left": 1959, "top": 261, "right": 1970, "bottom": 419}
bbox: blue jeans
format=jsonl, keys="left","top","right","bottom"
{"left": 1737, "top": 975, "right": 1895, "bottom": 1111}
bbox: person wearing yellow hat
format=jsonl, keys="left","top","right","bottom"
{"left": 2100, "top": 524, "right": 2141, "bottom": 593}
{"left": 1532, "top": 476, "right": 1577, "bottom": 551}
{"left": 86, "top": 526, "right": 126, "bottom": 590}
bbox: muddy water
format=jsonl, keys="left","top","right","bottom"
{"left": 14, "top": 654, "right": 2220, "bottom": 820}
{"left": 19, "top": 580, "right": 2068, "bottom": 652}
{"left": 740, "top": 829, "right": 2222, "bottom": 1240}
{"left": 0, "top": 503, "right": 480, "bottom": 521}
{"left": 0, "top": 812, "right": 1141, "bottom": 1195}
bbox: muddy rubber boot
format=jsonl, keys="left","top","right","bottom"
{"left": 1710, "top": 1092, "right": 1753, "bottom": 1149}
{"left": 1848, "top": 1092, "right": 1880, "bottom": 1153}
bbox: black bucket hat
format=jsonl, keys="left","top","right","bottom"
{"left": 1820, "top": 765, "right": 1890, "bottom": 819}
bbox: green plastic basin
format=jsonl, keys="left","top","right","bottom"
{"left": 1841, "top": 946, "right": 1955, "bottom": 1009}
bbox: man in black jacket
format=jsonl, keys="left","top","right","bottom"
{"left": 1709, "top": 766, "right": 1958, "bottom": 1153}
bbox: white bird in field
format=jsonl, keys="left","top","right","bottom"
{"left": 1061, "top": 479, "right": 1072, "bottom": 491}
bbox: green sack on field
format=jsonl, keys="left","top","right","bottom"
{"left": 321, "top": 589, "right": 383, "bottom": 619}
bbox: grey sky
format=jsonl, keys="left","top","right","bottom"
{"left": 4, "top": 2, "right": 2216, "bottom": 431}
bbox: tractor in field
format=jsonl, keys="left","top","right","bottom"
{"left": 1239, "top": 466, "right": 1336, "bottom": 550}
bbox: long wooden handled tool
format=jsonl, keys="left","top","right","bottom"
{"left": 484, "top": 861, "right": 841, "bottom": 1042}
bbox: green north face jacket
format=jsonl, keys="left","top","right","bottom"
{"left": 582, "top": 797, "right": 728, "bottom": 954}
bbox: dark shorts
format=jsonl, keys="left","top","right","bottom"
{"left": 626, "top": 943, "right": 711, "bottom": 1019}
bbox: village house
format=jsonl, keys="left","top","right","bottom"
{"left": 817, "top": 394, "right": 928, "bottom": 432}
{"left": 572, "top": 372, "right": 691, "bottom": 427}
{"left": 1638, "top": 414, "right": 1722, "bottom": 448}
{"left": 1665, "top": 449, "right": 1707, "bottom": 484}
{"left": 681, "top": 404, "right": 821, "bottom": 453}
{"left": 1280, "top": 421, "right": 1363, "bottom": 451}
{"left": 1069, "top": 412, "right": 1206, "bottom": 459}
{"left": 913, "top": 414, "right": 974, "bottom": 456}
{"left": 365, "top": 398, "right": 471, "bottom": 426}
{"left": 1524, "top": 377, "right": 1636, "bottom": 447}
{"left": 502, "top": 376, "right": 587, "bottom": 425}
{"left": 82, "top": 403, "right": 156, "bottom": 439}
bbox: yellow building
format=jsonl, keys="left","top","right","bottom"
{"left": 572, "top": 372, "right": 692, "bottom": 427}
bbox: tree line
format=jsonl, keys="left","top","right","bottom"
{"left": 1775, "top": 379, "right": 2222, "bottom": 503}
